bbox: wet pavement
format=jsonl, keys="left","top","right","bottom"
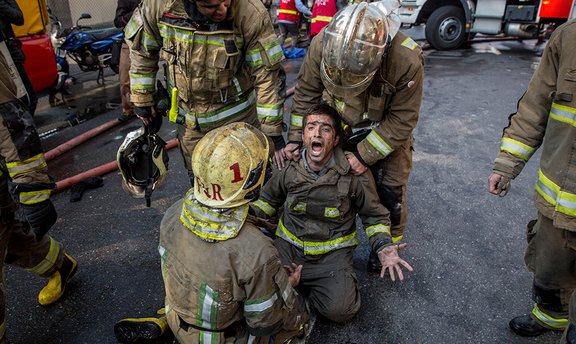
{"left": 4, "top": 30, "right": 560, "bottom": 344}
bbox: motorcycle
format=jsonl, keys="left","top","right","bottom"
{"left": 49, "top": 12, "right": 123, "bottom": 83}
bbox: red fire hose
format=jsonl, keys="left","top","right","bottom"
{"left": 51, "top": 84, "right": 298, "bottom": 193}
{"left": 53, "top": 138, "right": 179, "bottom": 193}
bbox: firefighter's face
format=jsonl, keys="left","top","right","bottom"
{"left": 195, "top": 0, "right": 231, "bottom": 22}
{"left": 302, "top": 114, "right": 339, "bottom": 170}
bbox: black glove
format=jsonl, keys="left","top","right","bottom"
{"left": 271, "top": 136, "right": 286, "bottom": 150}
{"left": 19, "top": 200, "right": 57, "bottom": 242}
{"left": 134, "top": 105, "right": 153, "bottom": 119}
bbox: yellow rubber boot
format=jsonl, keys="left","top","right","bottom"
{"left": 114, "top": 309, "right": 169, "bottom": 343}
{"left": 38, "top": 253, "right": 78, "bottom": 306}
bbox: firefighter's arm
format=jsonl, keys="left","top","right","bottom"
{"left": 250, "top": 165, "right": 288, "bottom": 219}
{"left": 354, "top": 173, "right": 393, "bottom": 253}
{"left": 356, "top": 49, "right": 424, "bottom": 167}
{"left": 243, "top": 4, "right": 285, "bottom": 145}
{"left": 0, "top": 100, "right": 56, "bottom": 241}
{"left": 125, "top": 1, "right": 162, "bottom": 108}
{"left": 492, "top": 32, "right": 560, "bottom": 180}
{"left": 243, "top": 254, "right": 301, "bottom": 336}
{"left": 0, "top": 0, "right": 23, "bottom": 26}
{"left": 287, "top": 33, "right": 325, "bottom": 144}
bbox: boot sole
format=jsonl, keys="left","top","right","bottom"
{"left": 114, "top": 320, "right": 163, "bottom": 343}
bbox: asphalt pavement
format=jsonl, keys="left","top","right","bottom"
{"left": 4, "top": 30, "right": 559, "bottom": 344}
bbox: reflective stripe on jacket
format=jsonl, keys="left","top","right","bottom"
{"left": 492, "top": 19, "right": 576, "bottom": 230}
{"left": 126, "top": 0, "right": 285, "bottom": 135}
{"left": 310, "top": 0, "right": 336, "bottom": 36}
{"left": 289, "top": 30, "right": 424, "bottom": 166}
{"left": 251, "top": 147, "right": 392, "bottom": 255}
{"left": 160, "top": 198, "right": 303, "bottom": 341}
{"left": 279, "top": 0, "right": 299, "bottom": 23}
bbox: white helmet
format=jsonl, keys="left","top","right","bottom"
{"left": 321, "top": 2, "right": 390, "bottom": 97}
{"left": 117, "top": 127, "right": 169, "bottom": 206}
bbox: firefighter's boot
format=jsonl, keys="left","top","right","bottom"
{"left": 114, "top": 308, "right": 169, "bottom": 343}
{"left": 38, "top": 253, "right": 78, "bottom": 306}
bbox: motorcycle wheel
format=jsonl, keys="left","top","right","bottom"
{"left": 110, "top": 64, "right": 119, "bottom": 74}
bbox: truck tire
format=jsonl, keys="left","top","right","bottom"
{"left": 425, "top": 6, "right": 466, "bottom": 50}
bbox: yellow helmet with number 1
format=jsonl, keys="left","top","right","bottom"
{"left": 192, "top": 123, "right": 270, "bottom": 208}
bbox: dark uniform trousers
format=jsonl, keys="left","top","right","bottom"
{"left": 275, "top": 238, "right": 361, "bottom": 323}
{"left": 0, "top": 215, "right": 64, "bottom": 343}
{"left": 525, "top": 212, "right": 576, "bottom": 340}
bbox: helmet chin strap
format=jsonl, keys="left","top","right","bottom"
{"left": 381, "top": 35, "right": 392, "bottom": 61}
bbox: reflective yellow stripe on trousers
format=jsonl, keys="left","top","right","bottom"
{"left": 276, "top": 219, "right": 359, "bottom": 255}
{"left": 532, "top": 303, "right": 567, "bottom": 328}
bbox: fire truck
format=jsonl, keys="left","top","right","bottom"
{"left": 397, "top": 0, "right": 576, "bottom": 50}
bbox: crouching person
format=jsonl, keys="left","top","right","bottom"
{"left": 116, "top": 123, "right": 310, "bottom": 344}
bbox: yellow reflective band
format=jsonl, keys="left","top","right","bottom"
{"left": 276, "top": 220, "right": 359, "bottom": 255}
{"left": 19, "top": 190, "right": 51, "bottom": 205}
{"left": 500, "top": 137, "right": 535, "bottom": 161}
{"left": 27, "top": 237, "right": 60, "bottom": 275}
{"left": 6, "top": 153, "right": 46, "bottom": 177}
{"left": 401, "top": 37, "right": 418, "bottom": 50}
{"left": 365, "top": 224, "right": 390, "bottom": 238}
{"left": 392, "top": 235, "right": 403, "bottom": 242}
{"left": 532, "top": 303, "right": 567, "bottom": 328}
{"left": 279, "top": 9, "right": 297, "bottom": 14}
{"left": 549, "top": 102, "right": 576, "bottom": 126}
{"left": 175, "top": 91, "right": 256, "bottom": 127}
{"left": 293, "top": 202, "right": 306, "bottom": 212}
{"left": 311, "top": 15, "right": 332, "bottom": 23}
{"left": 252, "top": 199, "right": 276, "bottom": 217}
{"left": 180, "top": 189, "right": 249, "bottom": 240}
{"left": 257, "top": 103, "right": 284, "bottom": 121}
{"left": 535, "top": 169, "right": 576, "bottom": 216}
{"left": 367, "top": 131, "right": 393, "bottom": 157}
{"left": 290, "top": 114, "right": 303, "bottom": 127}
{"left": 324, "top": 204, "right": 350, "bottom": 218}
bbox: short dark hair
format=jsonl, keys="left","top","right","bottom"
{"left": 302, "top": 103, "right": 341, "bottom": 136}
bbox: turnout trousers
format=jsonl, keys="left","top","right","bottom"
{"left": 524, "top": 212, "right": 576, "bottom": 340}
{"left": 275, "top": 238, "right": 361, "bottom": 323}
{"left": 0, "top": 215, "right": 65, "bottom": 343}
{"left": 367, "top": 136, "right": 414, "bottom": 242}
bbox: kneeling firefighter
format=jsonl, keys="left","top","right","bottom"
{"left": 115, "top": 123, "right": 311, "bottom": 344}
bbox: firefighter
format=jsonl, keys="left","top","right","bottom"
{"left": 115, "top": 123, "right": 310, "bottom": 344}
{"left": 0, "top": 47, "right": 77, "bottom": 343}
{"left": 276, "top": 0, "right": 311, "bottom": 51}
{"left": 125, "top": 0, "right": 287, "bottom": 186}
{"left": 252, "top": 103, "right": 413, "bottom": 322}
{"left": 308, "top": 0, "right": 345, "bottom": 41}
{"left": 275, "top": 0, "right": 424, "bottom": 274}
{"left": 487, "top": 19, "right": 576, "bottom": 341}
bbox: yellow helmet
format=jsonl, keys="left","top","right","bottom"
{"left": 192, "top": 123, "right": 270, "bottom": 208}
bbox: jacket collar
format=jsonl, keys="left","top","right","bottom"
{"left": 297, "top": 146, "right": 350, "bottom": 177}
